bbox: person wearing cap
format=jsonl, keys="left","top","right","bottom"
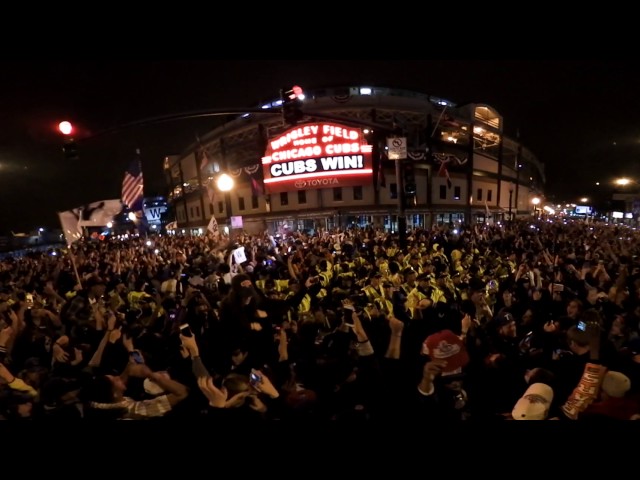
{"left": 419, "top": 252, "right": 432, "bottom": 274}
{"left": 511, "top": 383, "right": 554, "bottom": 420}
{"left": 475, "top": 308, "right": 525, "bottom": 417}
{"left": 374, "top": 282, "right": 395, "bottom": 317}
{"left": 362, "top": 273, "right": 384, "bottom": 303}
{"left": 401, "top": 268, "right": 417, "bottom": 296}
{"left": 415, "top": 330, "right": 472, "bottom": 421}
{"left": 432, "top": 245, "right": 449, "bottom": 267}
{"left": 406, "top": 273, "right": 433, "bottom": 320}
{"left": 432, "top": 270, "right": 454, "bottom": 304}
{"left": 406, "top": 255, "right": 421, "bottom": 273}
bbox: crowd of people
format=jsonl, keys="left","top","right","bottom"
{"left": 0, "top": 218, "right": 639, "bottom": 421}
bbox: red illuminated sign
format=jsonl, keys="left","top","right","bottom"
{"left": 261, "top": 122, "right": 373, "bottom": 193}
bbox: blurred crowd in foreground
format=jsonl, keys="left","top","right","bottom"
{"left": 1, "top": 218, "right": 639, "bottom": 421}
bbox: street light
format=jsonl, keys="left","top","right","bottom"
{"left": 616, "top": 178, "right": 632, "bottom": 186}
{"left": 532, "top": 197, "right": 541, "bottom": 218}
{"left": 216, "top": 173, "right": 235, "bottom": 231}
{"left": 580, "top": 197, "right": 588, "bottom": 203}
{"left": 216, "top": 173, "right": 234, "bottom": 192}
{"left": 508, "top": 187, "right": 514, "bottom": 223}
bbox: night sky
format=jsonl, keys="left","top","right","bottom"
{"left": 1, "top": 60, "right": 638, "bottom": 233}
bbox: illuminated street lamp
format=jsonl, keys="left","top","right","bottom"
{"left": 580, "top": 197, "right": 588, "bottom": 203}
{"left": 216, "top": 173, "right": 234, "bottom": 192}
{"left": 616, "top": 178, "right": 632, "bottom": 186}
{"left": 531, "top": 197, "right": 541, "bottom": 218}
{"left": 216, "top": 173, "right": 235, "bottom": 227}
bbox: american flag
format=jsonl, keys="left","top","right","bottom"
{"left": 122, "top": 150, "right": 144, "bottom": 211}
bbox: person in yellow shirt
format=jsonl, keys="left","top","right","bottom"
{"left": 406, "top": 272, "right": 434, "bottom": 320}
{"left": 401, "top": 268, "right": 418, "bottom": 296}
{"left": 375, "top": 282, "right": 395, "bottom": 317}
{"left": 362, "top": 273, "right": 384, "bottom": 304}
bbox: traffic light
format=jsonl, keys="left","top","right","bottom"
{"left": 404, "top": 160, "right": 416, "bottom": 197}
{"left": 62, "top": 139, "right": 79, "bottom": 161}
{"left": 58, "top": 120, "right": 79, "bottom": 160}
{"left": 281, "top": 85, "right": 304, "bottom": 125}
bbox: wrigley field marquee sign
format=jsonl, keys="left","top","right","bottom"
{"left": 261, "top": 122, "right": 373, "bottom": 194}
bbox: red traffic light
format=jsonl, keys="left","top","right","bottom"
{"left": 58, "top": 121, "right": 73, "bottom": 135}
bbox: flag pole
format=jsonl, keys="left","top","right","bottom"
{"left": 58, "top": 210, "right": 83, "bottom": 287}
{"left": 430, "top": 105, "right": 448, "bottom": 138}
{"left": 68, "top": 247, "right": 83, "bottom": 288}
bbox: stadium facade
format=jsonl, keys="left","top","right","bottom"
{"left": 164, "top": 86, "right": 544, "bottom": 235}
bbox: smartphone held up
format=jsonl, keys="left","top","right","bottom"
{"left": 179, "top": 323, "right": 193, "bottom": 338}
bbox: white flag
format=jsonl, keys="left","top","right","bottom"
{"left": 232, "top": 246, "right": 247, "bottom": 264}
{"left": 58, "top": 210, "right": 83, "bottom": 246}
{"left": 76, "top": 199, "right": 123, "bottom": 227}
{"left": 207, "top": 214, "right": 219, "bottom": 237}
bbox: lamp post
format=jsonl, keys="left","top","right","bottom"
{"left": 508, "top": 187, "right": 513, "bottom": 223}
{"left": 217, "top": 173, "right": 234, "bottom": 234}
{"left": 614, "top": 177, "right": 639, "bottom": 227}
{"left": 532, "top": 197, "right": 541, "bottom": 219}
{"left": 615, "top": 178, "right": 632, "bottom": 187}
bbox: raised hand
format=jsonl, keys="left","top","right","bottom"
{"left": 249, "top": 369, "right": 279, "bottom": 399}
{"left": 52, "top": 343, "right": 70, "bottom": 363}
{"left": 423, "top": 359, "right": 447, "bottom": 379}
{"left": 196, "top": 376, "right": 228, "bottom": 408}
{"left": 0, "top": 326, "right": 13, "bottom": 346}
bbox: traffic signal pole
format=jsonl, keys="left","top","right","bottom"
{"left": 395, "top": 158, "right": 407, "bottom": 249}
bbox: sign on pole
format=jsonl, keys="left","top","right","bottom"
{"left": 386, "top": 137, "right": 407, "bottom": 160}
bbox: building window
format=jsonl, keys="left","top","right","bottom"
{"left": 353, "top": 186, "right": 363, "bottom": 200}
{"left": 477, "top": 188, "right": 483, "bottom": 201}
{"left": 390, "top": 183, "right": 398, "bottom": 199}
{"left": 218, "top": 201, "right": 223, "bottom": 213}
{"left": 487, "top": 189, "right": 493, "bottom": 202}
{"left": 195, "top": 206, "right": 200, "bottom": 217}
{"left": 298, "top": 190, "right": 307, "bottom": 204}
{"left": 454, "top": 186, "right": 461, "bottom": 200}
{"left": 280, "top": 192, "right": 288, "bottom": 206}
{"left": 333, "top": 187, "right": 342, "bottom": 201}
{"left": 190, "top": 207, "right": 194, "bottom": 218}
{"left": 439, "top": 185, "right": 447, "bottom": 200}
{"left": 238, "top": 197, "right": 245, "bottom": 211}
{"left": 251, "top": 196, "right": 259, "bottom": 209}
{"left": 209, "top": 204, "right": 214, "bottom": 215}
